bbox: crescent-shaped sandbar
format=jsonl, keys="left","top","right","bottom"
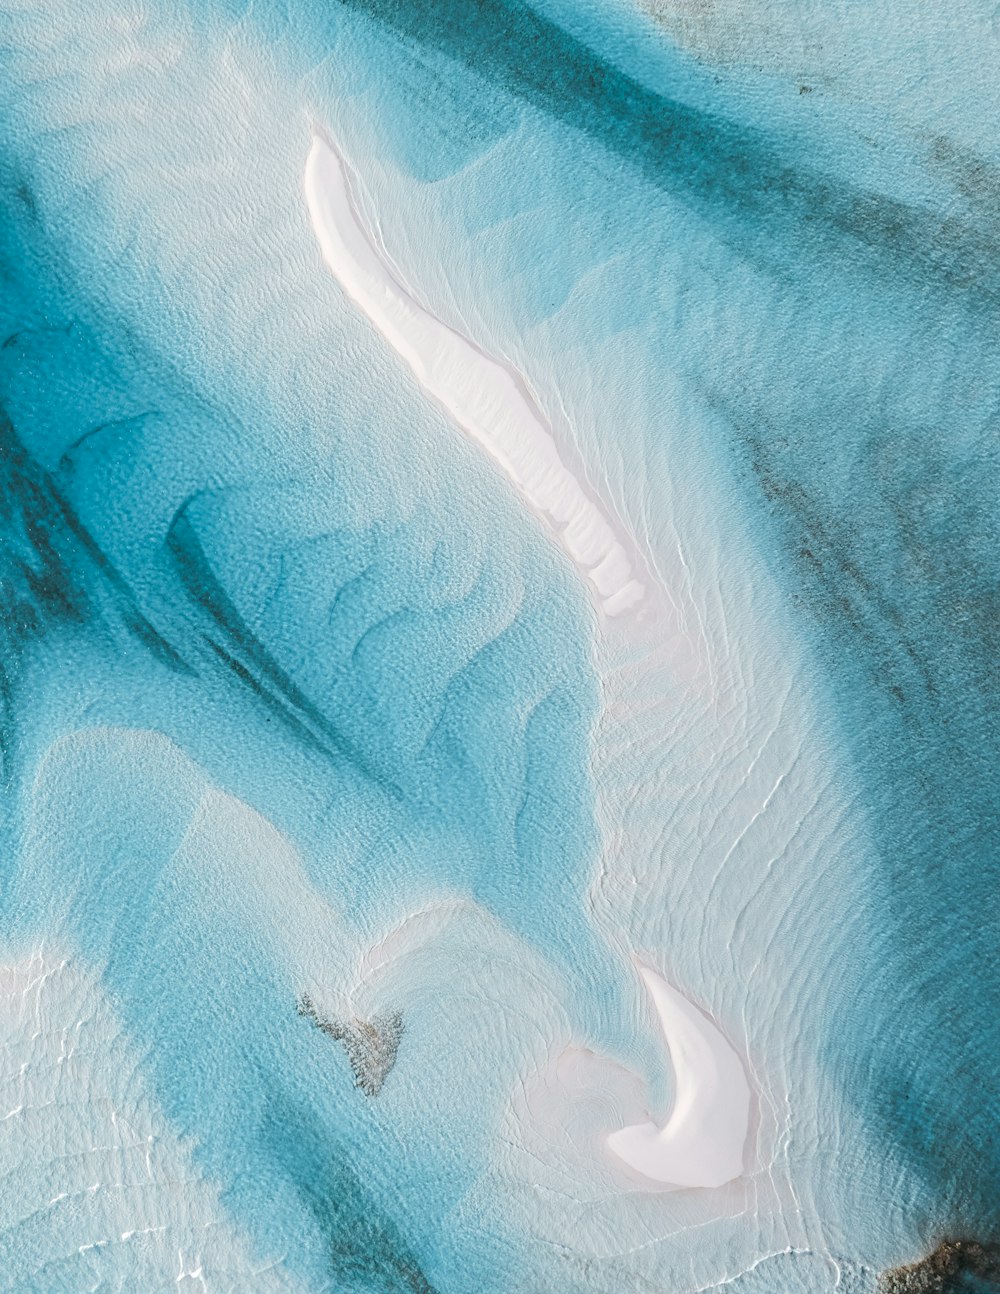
{"left": 607, "top": 965, "right": 750, "bottom": 1188}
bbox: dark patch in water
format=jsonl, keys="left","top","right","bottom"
{"left": 298, "top": 992, "right": 404, "bottom": 1097}
{"left": 879, "top": 1240, "right": 1000, "bottom": 1293}
{"left": 0, "top": 410, "right": 92, "bottom": 629}
{"left": 14, "top": 181, "right": 36, "bottom": 220}
{"left": 928, "top": 137, "right": 1000, "bottom": 220}
{"left": 0, "top": 405, "right": 190, "bottom": 767}
{"left": 261, "top": 1092, "right": 438, "bottom": 1293}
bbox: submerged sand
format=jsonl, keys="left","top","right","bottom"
{"left": 304, "top": 128, "right": 751, "bottom": 1196}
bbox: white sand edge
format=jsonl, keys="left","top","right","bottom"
{"left": 606, "top": 964, "right": 750, "bottom": 1188}
{"left": 303, "top": 131, "right": 644, "bottom": 617}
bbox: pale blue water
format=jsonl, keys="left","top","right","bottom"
{"left": 0, "top": 1, "right": 997, "bottom": 1291}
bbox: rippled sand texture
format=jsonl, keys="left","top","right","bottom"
{"left": 0, "top": 0, "right": 997, "bottom": 1291}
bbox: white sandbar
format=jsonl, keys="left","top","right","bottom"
{"left": 304, "top": 131, "right": 644, "bottom": 617}
{"left": 606, "top": 965, "right": 750, "bottom": 1188}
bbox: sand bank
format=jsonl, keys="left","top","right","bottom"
{"left": 606, "top": 965, "right": 750, "bottom": 1188}
{"left": 304, "top": 131, "right": 644, "bottom": 617}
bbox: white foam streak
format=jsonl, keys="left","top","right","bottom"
{"left": 303, "top": 132, "right": 644, "bottom": 617}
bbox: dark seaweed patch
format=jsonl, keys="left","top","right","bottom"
{"left": 298, "top": 992, "right": 404, "bottom": 1098}
{"left": 880, "top": 1239, "right": 1000, "bottom": 1293}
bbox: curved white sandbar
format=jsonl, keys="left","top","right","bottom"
{"left": 304, "top": 132, "right": 644, "bottom": 617}
{"left": 607, "top": 966, "right": 750, "bottom": 1188}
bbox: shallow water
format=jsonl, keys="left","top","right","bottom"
{"left": 0, "top": 1, "right": 996, "bottom": 1290}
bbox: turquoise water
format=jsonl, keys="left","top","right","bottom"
{"left": 0, "top": 1, "right": 997, "bottom": 1290}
